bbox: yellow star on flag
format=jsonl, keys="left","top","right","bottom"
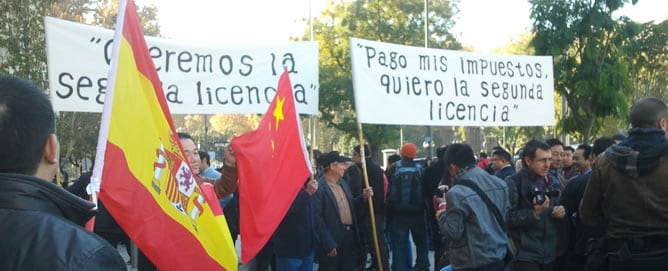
{"left": 273, "top": 95, "right": 285, "bottom": 130}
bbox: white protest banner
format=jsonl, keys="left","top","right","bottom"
{"left": 350, "top": 37, "right": 554, "bottom": 126}
{"left": 45, "top": 16, "right": 319, "bottom": 115}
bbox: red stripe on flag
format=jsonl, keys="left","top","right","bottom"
{"left": 100, "top": 142, "right": 227, "bottom": 271}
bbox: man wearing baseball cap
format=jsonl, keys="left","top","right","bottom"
{"left": 314, "top": 151, "right": 373, "bottom": 270}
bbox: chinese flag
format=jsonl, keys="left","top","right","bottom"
{"left": 90, "top": 0, "right": 237, "bottom": 270}
{"left": 231, "top": 70, "right": 312, "bottom": 264}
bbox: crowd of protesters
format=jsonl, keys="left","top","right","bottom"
{"left": 2, "top": 74, "right": 668, "bottom": 271}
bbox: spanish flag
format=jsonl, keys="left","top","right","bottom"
{"left": 89, "top": 0, "right": 237, "bottom": 270}
{"left": 231, "top": 70, "right": 313, "bottom": 264}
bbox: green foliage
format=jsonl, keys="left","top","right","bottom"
{"left": 0, "top": 0, "right": 56, "bottom": 85}
{"left": 0, "top": 0, "right": 161, "bottom": 178}
{"left": 624, "top": 19, "right": 668, "bottom": 101}
{"left": 530, "top": 0, "right": 635, "bottom": 143}
{"left": 310, "top": 0, "right": 460, "bottom": 152}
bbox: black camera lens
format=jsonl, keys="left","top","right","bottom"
{"left": 531, "top": 186, "right": 546, "bottom": 205}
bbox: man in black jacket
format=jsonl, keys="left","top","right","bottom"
{"left": 506, "top": 140, "right": 566, "bottom": 271}
{"left": 315, "top": 151, "right": 373, "bottom": 271}
{"left": 273, "top": 178, "right": 319, "bottom": 271}
{"left": 345, "top": 144, "right": 390, "bottom": 271}
{"left": 422, "top": 145, "right": 449, "bottom": 271}
{"left": 560, "top": 138, "right": 614, "bottom": 271}
{"left": 0, "top": 75, "right": 126, "bottom": 270}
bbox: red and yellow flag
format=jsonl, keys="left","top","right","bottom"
{"left": 91, "top": 0, "right": 236, "bottom": 270}
{"left": 231, "top": 70, "right": 312, "bottom": 264}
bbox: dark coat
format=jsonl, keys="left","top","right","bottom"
{"left": 580, "top": 128, "right": 668, "bottom": 243}
{"left": 506, "top": 168, "right": 562, "bottom": 264}
{"left": 0, "top": 173, "right": 127, "bottom": 270}
{"left": 273, "top": 188, "right": 318, "bottom": 258}
{"left": 560, "top": 171, "right": 604, "bottom": 256}
{"left": 345, "top": 158, "right": 386, "bottom": 216}
{"left": 494, "top": 165, "right": 516, "bottom": 181}
{"left": 66, "top": 172, "right": 124, "bottom": 235}
{"left": 314, "top": 176, "right": 361, "bottom": 259}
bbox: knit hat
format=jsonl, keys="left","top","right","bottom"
{"left": 400, "top": 143, "right": 417, "bottom": 158}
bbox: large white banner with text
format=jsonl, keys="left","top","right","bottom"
{"left": 45, "top": 17, "right": 319, "bottom": 115}
{"left": 350, "top": 37, "right": 554, "bottom": 126}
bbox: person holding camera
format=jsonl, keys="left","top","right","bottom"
{"left": 435, "top": 143, "right": 511, "bottom": 271}
{"left": 506, "top": 140, "right": 566, "bottom": 271}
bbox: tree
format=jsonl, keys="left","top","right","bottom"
{"left": 625, "top": 19, "right": 668, "bottom": 101}
{"left": 1, "top": 0, "right": 161, "bottom": 178}
{"left": 309, "top": 0, "right": 460, "bottom": 154}
{"left": 530, "top": 0, "right": 635, "bottom": 144}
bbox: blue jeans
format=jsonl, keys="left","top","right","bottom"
{"left": 275, "top": 252, "right": 314, "bottom": 271}
{"left": 389, "top": 213, "right": 429, "bottom": 271}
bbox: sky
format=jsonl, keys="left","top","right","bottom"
{"left": 137, "top": 0, "right": 667, "bottom": 52}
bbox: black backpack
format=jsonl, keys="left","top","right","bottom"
{"left": 388, "top": 161, "right": 424, "bottom": 212}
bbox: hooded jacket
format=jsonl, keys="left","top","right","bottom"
{"left": 580, "top": 128, "right": 668, "bottom": 244}
{"left": 0, "top": 173, "right": 127, "bottom": 271}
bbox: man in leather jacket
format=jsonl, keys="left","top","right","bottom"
{"left": 0, "top": 75, "right": 127, "bottom": 270}
{"left": 580, "top": 97, "right": 668, "bottom": 271}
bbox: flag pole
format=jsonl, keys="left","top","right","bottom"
{"left": 357, "top": 123, "right": 383, "bottom": 271}
{"left": 308, "top": 0, "right": 317, "bottom": 176}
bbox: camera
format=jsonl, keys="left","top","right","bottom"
{"left": 530, "top": 186, "right": 559, "bottom": 205}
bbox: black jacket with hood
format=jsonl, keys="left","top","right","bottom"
{"left": 580, "top": 128, "right": 668, "bottom": 254}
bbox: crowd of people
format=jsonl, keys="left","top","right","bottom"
{"left": 2, "top": 73, "right": 668, "bottom": 271}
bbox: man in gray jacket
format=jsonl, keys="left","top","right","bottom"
{"left": 436, "top": 143, "right": 511, "bottom": 271}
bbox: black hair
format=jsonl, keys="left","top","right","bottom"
{"left": 0, "top": 75, "right": 55, "bottom": 175}
{"left": 545, "top": 138, "right": 563, "bottom": 148}
{"left": 592, "top": 137, "right": 615, "bottom": 156}
{"left": 353, "top": 144, "right": 371, "bottom": 158}
{"left": 479, "top": 152, "right": 488, "bottom": 158}
{"left": 563, "top": 146, "right": 575, "bottom": 153}
{"left": 198, "top": 150, "right": 210, "bottom": 165}
{"left": 576, "top": 144, "right": 593, "bottom": 160}
{"left": 177, "top": 132, "right": 194, "bottom": 141}
{"left": 611, "top": 134, "right": 626, "bottom": 142}
{"left": 387, "top": 153, "right": 401, "bottom": 164}
{"left": 492, "top": 149, "right": 512, "bottom": 163}
{"left": 629, "top": 97, "right": 668, "bottom": 128}
{"left": 444, "top": 143, "right": 476, "bottom": 168}
{"left": 436, "top": 145, "right": 448, "bottom": 159}
{"left": 522, "top": 139, "right": 551, "bottom": 168}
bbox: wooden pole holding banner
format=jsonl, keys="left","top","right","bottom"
{"left": 357, "top": 123, "right": 383, "bottom": 271}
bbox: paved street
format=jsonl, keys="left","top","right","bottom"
{"left": 119, "top": 233, "right": 435, "bottom": 270}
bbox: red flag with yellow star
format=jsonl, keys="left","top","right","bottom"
{"left": 230, "top": 69, "right": 312, "bottom": 264}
